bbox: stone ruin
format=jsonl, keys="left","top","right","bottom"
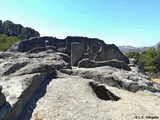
{"left": 8, "top": 36, "right": 130, "bottom": 69}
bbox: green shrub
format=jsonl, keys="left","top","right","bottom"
{"left": 126, "top": 51, "right": 140, "bottom": 60}
{"left": 0, "top": 34, "right": 21, "bottom": 51}
{"left": 126, "top": 45, "right": 160, "bottom": 73}
{"left": 144, "top": 66, "right": 157, "bottom": 72}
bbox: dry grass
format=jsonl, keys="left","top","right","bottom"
{"left": 151, "top": 78, "right": 160, "bottom": 84}
{"left": 34, "top": 113, "right": 43, "bottom": 120}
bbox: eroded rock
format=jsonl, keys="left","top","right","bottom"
{"left": 8, "top": 36, "right": 129, "bottom": 64}
{"left": 89, "top": 82, "right": 120, "bottom": 101}
{"left": 0, "top": 37, "right": 159, "bottom": 120}
{"left": 72, "top": 66, "right": 160, "bottom": 93}
{"left": 28, "top": 76, "right": 160, "bottom": 120}
{"left": 71, "top": 42, "right": 85, "bottom": 66}
{"left": 0, "top": 51, "right": 71, "bottom": 119}
{"left": 78, "top": 59, "right": 131, "bottom": 71}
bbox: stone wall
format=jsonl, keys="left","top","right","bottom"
{"left": 8, "top": 37, "right": 66, "bottom": 52}
{"left": 8, "top": 36, "right": 129, "bottom": 64}
{"left": 78, "top": 59, "right": 131, "bottom": 71}
{"left": 65, "top": 36, "right": 129, "bottom": 64}
{"left": 71, "top": 42, "right": 85, "bottom": 66}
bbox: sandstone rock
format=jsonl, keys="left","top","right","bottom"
{"left": 23, "top": 76, "right": 160, "bottom": 120}
{"left": 72, "top": 66, "right": 160, "bottom": 93}
{"left": 66, "top": 36, "right": 129, "bottom": 64}
{"left": 89, "top": 81, "right": 120, "bottom": 101}
{"left": 0, "top": 39, "right": 159, "bottom": 120}
{"left": 0, "top": 51, "right": 71, "bottom": 119}
{"left": 71, "top": 42, "right": 85, "bottom": 66}
{"left": 8, "top": 37, "right": 66, "bottom": 52}
{"left": 0, "top": 51, "right": 71, "bottom": 76}
{"left": 78, "top": 59, "right": 131, "bottom": 71}
{"left": 78, "top": 58, "right": 94, "bottom": 68}
{"left": 3, "top": 61, "right": 28, "bottom": 76}
{"left": 28, "top": 46, "right": 56, "bottom": 53}
{"left": 8, "top": 36, "right": 129, "bottom": 64}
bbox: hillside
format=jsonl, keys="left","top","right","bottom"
{"left": 0, "top": 20, "right": 40, "bottom": 39}
{"left": 0, "top": 34, "right": 21, "bottom": 51}
{"left": 118, "top": 45, "right": 149, "bottom": 52}
{"left": 0, "top": 20, "right": 41, "bottom": 51}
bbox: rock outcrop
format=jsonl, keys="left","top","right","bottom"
{"left": 78, "top": 59, "right": 131, "bottom": 71}
{"left": 8, "top": 36, "right": 129, "bottom": 64}
{"left": 71, "top": 42, "right": 85, "bottom": 66}
{"left": 8, "top": 37, "right": 65, "bottom": 52}
{"left": 0, "top": 51, "right": 70, "bottom": 119}
{"left": 25, "top": 76, "right": 160, "bottom": 120}
{"left": 0, "top": 37, "right": 159, "bottom": 120}
{"left": 71, "top": 66, "right": 160, "bottom": 93}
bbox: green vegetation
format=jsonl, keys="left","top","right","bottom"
{"left": 0, "top": 20, "right": 40, "bottom": 39}
{"left": 125, "top": 51, "right": 140, "bottom": 60}
{"left": 0, "top": 19, "right": 40, "bottom": 51}
{"left": 126, "top": 43, "right": 160, "bottom": 73}
{"left": 0, "top": 34, "right": 21, "bottom": 51}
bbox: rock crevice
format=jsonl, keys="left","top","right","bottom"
{"left": 89, "top": 82, "right": 120, "bottom": 101}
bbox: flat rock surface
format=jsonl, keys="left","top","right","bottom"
{"left": 30, "top": 76, "right": 160, "bottom": 120}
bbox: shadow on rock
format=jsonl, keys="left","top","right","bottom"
{"left": 0, "top": 102, "right": 12, "bottom": 120}
{"left": 17, "top": 77, "right": 54, "bottom": 120}
{"left": 89, "top": 82, "right": 120, "bottom": 101}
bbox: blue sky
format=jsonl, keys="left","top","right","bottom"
{"left": 0, "top": 0, "right": 160, "bottom": 47}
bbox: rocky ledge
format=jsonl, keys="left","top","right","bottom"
{"left": 0, "top": 50, "right": 70, "bottom": 120}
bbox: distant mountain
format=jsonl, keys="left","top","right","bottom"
{"left": 153, "top": 44, "right": 159, "bottom": 49}
{"left": 118, "top": 45, "right": 149, "bottom": 52}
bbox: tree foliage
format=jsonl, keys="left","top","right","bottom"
{"left": 126, "top": 51, "right": 140, "bottom": 60}
{"left": 0, "top": 20, "right": 2, "bottom": 33}
{"left": 0, "top": 20, "right": 40, "bottom": 51}
{"left": 0, "top": 20, "right": 40, "bottom": 39}
{"left": 126, "top": 43, "right": 160, "bottom": 73}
